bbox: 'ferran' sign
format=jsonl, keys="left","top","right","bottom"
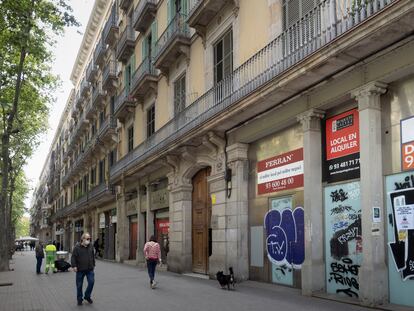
{"left": 257, "top": 148, "right": 304, "bottom": 194}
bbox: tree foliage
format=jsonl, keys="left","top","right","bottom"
{"left": 0, "top": 0, "right": 78, "bottom": 271}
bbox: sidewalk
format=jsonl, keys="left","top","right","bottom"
{"left": 0, "top": 251, "right": 383, "bottom": 311}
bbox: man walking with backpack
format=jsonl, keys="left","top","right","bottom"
{"left": 35, "top": 241, "right": 44, "bottom": 274}
{"left": 71, "top": 232, "right": 95, "bottom": 306}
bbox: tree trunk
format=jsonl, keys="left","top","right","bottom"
{"left": 0, "top": 29, "right": 30, "bottom": 273}
{"left": 7, "top": 176, "right": 15, "bottom": 259}
{"left": 0, "top": 134, "right": 11, "bottom": 271}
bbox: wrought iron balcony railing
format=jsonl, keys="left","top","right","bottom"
{"left": 110, "top": 0, "right": 396, "bottom": 181}
{"left": 130, "top": 56, "right": 157, "bottom": 98}
{"left": 114, "top": 86, "right": 135, "bottom": 121}
{"left": 52, "top": 183, "right": 115, "bottom": 220}
{"left": 92, "top": 81, "right": 106, "bottom": 109}
{"left": 80, "top": 78, "right": 90, "bottom": 98}
{"left": 116, "top": 25, "right": 135, "bottom": 63}
{"left": 103, "top": 3, "right": 119, "bottom": 47}
{"left": 154, "top": 13, "right": 190, "bottom": 69}
{"left": 102, "top": 59, "right": 118, "bottom": 93}
{"left": 94, "top": 35, "right": 106, "bottom": 67}
{"left": 86, "top": 59, "right": 98, "bottom": 83}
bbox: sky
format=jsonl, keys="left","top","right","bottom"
{"left": 23, "top": 0, "right": 95, "bottom": 213}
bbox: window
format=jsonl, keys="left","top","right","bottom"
{"left": 109, "top": 149, "right": 116, "bottom": 167}
{"left": 83, "top": 175, "right": 88, "bottom": 193}
{"left": 110, "top": 96, "right": 115, "bottom": 115}
{"left": 92, "top": 121, "right": 96, "bottom": 136}
{"left": 125, "top": 63, "right": 132, "bottom": 91}
{"left": 174, "top": 74, "right": 186, "bottom": 115}
{"left": 214, "top": 30, "right": 233, "bottom": 84}
{"left": 99, "top": 111, "right": 105, "bottom": 126}
{"left": 91, "top": 167, "right": 96, "bottom": 186}
{"left": 147, "top": 105, "right": 155, "bottom": 138}
{"left": 99, "top": 160, "right": 105, "bottom": 184}
{"left": 127, "top": 126, "right": 134, "bottom": 152}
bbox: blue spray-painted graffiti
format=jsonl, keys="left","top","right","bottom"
{"left": 264, "top": 207, "right": 305, "bottom": 268}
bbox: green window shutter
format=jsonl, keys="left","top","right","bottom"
{"left": 124, "top": 66, "right": 128, "bottom": 88}
{"left": 168, "top": 0, "right": 176, "bottom": 23}
{"left": 142, "top": 39, "right": 148, "bottom": 59}
{"left": 181, "top": 0, "right": 188, "bottom": 15}
{"left": 150, "top": 21, "right": 157, "bottom": 56}
{"left": 130, "top": 52, "right": 136, "bottom": 72}
{"left": 167, "top": 0, "right": 172, "bottom": 23}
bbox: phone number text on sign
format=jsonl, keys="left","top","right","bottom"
{"left": 257, "top": 148, "right": 304, "bottom": 195}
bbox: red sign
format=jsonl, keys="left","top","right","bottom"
{"left": 326, "top": 109, "right": 359, "bottom": 160}
{"left": 257, "top": 148, "right": 304, "bottom": 194}
{"left": 156, "top": 219, "right": 169, "bottom": 235}
{"left": 402, "top": 142, "right": 414, "bottom": 171}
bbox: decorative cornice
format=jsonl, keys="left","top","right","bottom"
{"left": 70, "top": 0, "right": 110, "bottom": 85}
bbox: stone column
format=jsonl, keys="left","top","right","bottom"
{"left": 167, "top": 174, "right": 193, "bottom": 274}
{"left": 352, "top": 81, "right": 388, "bottom": 306}
{"left": 298, "top": 108, "right": 325, "bottom": 296}
{"left": 146, "top": 182, "right": 154, "bottom": 240}
{"left": 225, "top": 143, "right": 249, "bottom": 281}
{"left": 136, "top": 185, "right": 145, "bottom": 263}
{"left": 116, "top": 192, "right": 129, "bottom": 262}
{"left": 94, "top": 210, "right": 99, "bottom": 243}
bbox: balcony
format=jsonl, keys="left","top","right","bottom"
{"left": 71, "top": 99, "right": 79, "bottom": 118}
{"left": 187, "top": 0, "right": 236, "bottom": 39}
{"left": 89, "top": 183, "right": 116, "bottom": 207}
{"left": 130, "top": 57, "right": 157, "bottom": 100}
{"left": 86, "top": 60, "right": 98, "bottom": 83}
{"left": 74, "top": 91, "right": 83, "bottom": 110}
{"left": 94, "top": 36, "right": 106, "bottom": 67}
{"left": 119, "top": 0, "right": 133, "bottom": 11}
{"left": 154, "top": 13, "right": 190, "bottom": 76}
{"left": 71, "top": 113, "right": 89, "bottom": 143}
{"left": 84, "top": 98, "right": 96, "bottom": 120}
{"left": 92, "top": 82, "right": 106, "bottom": 109}
{"left": 116, "top": 25, "right": 135, "bottom": 63}
{"left": 80, "top": 78, "right": 91, "bottom": 99}
{"left": 110, "top": 0, "right": 406, "bottom": 183}
{"left": 103, "top": 4, "right": 119, "bottom": 48}
{"left": 52, "top": 183, "right": 115, "bottom": 221}
{"left": 98, "top": 116, "right": 117, "bottom": 144}
{"left": 114, "top": 87, "right": 135, "bottom": 122}
{"left": 133, "top": 0, "right": 157, "bottom": 32}
{"left": 102, "top": 60, "right": 118, "bottom": 94}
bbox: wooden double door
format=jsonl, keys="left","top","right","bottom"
{"left": 129, "top": 219, "right": 137, "bottom": 260}
{"left": 192, "top": 168, "right": 211, "bottom": 274}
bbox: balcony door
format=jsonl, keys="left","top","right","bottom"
{"left": 192, "top": 167, "right": 211, "bottom": 274}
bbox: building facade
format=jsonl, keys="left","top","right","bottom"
{"left": 30, "top": 0, "right": 414, "bottom": 308}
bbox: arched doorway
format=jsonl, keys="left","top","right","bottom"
{"left": 192, "top": 167, "right": 211, "bottom": 274}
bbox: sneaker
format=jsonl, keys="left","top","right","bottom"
{"left": 77, "top": 300, "right": 83, "bottom": 306}
{"left": 85, "top": 298, "right": 93, "bottom": 304}
{"left": 152, "top": 281, "right": 157, "bottom": 289}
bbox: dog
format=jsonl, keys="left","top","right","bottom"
{"left": 216, "top": 267, "right": 235, "bottom": 290}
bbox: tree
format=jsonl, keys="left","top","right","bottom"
{"left": 0, "top": 0, "right": 78, "bottom": 271}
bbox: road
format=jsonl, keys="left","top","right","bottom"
{"left": 0, "top": 251, "right": 381, "bottom": 311}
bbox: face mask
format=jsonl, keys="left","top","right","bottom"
{"left": 84, "top": 240, "right": 90, "bottom": 246}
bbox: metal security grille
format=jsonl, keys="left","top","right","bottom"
{"left": 283, "top": 0, "right": 319, "bottom": 28}
{"left": 282, "top": 0, "right": 320, "bottom": 57}
{"left": 174, "top": 74, "right": 186, "bottom": 115}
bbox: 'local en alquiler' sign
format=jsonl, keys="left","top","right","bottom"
{"left": 257, "top": 148, "right": 304, "bottom": 195}
{"left": 324, "top": 109, "right": 360, "bottom": 183}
